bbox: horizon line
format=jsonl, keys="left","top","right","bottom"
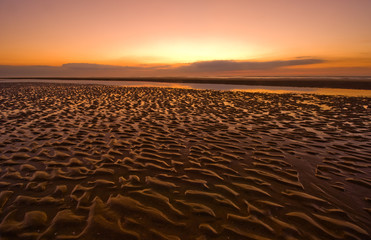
{"left": 2, "top": 76, "right": 370, "bottom": 90}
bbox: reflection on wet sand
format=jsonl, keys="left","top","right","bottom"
{"left": 0, "top": 82, "right": 370, "bottom": 239}
{"left": 233, "top": 88, "right": 371, "bottom": 97}
{"left": 314, "top": 88, "right": 371, "bottom": 97}
{"left": 124, "top": 83, "right": 193, "bottom": 89}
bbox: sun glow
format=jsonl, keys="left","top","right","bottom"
{"left": 113, "top": 39, "right": 266, "bottom": 64}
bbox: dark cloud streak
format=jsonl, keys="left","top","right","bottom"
{"left": 176, "top": 59, "right": 325, "bottom": 72}
{"left": 0, "top": 58, "right": 325, "bottom": 77}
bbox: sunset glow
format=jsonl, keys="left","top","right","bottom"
{"left": 1, "top": 0, "right": 371, "bottom": 76}
{"left": 112, "top": 39, "right": 265, "bottom": 64}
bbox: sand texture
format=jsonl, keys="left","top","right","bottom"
{"left": 0, "top": 83, "right": 370, "bottom": 239}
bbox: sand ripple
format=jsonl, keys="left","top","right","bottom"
{"left": 0, "top": 83, "right": 370, "bottom": 239}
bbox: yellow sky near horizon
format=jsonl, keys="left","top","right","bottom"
{"left": 1, "top": 0, "right": 371, "bottom": 76}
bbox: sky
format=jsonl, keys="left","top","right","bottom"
{"left": 1, "top": 0, "right": 371, "bottom": 77}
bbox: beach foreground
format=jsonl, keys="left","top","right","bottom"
{"left": 0, "top": 83, "right": 370, "bottom": 239}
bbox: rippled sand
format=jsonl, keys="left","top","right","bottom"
{"left": 0, "top": 83, "right": 370, "bottom": 240}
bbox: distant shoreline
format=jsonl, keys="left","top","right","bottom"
{"left": 1, "top": 76, "right": 371, "bottom": 89}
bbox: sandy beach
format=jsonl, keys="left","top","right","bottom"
{"left": 0, "top": 82, "right": 370, "bottom": 239}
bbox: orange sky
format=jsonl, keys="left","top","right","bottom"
{"left": 1, "top": 0, "right": 371, "bottom": 76}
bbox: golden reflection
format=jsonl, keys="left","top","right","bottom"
{"left": 231, "top": 88, "right": 371, "bottom": 97}
{"left": 313, "top": 88, "right": 371, "bottom": 97}
{"left": 120, "top": 83, "right": 192, "bottom": 89}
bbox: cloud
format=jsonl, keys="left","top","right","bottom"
{"left": 0, "top": 63, "right": 151, "bottom": 77}
{"left": 0, "top": 58, "right": 325, "bottom": 77}
{"left": 62, "top": 63, "right": 171, "bottom": 70}
{"left": 0, "top": 65, "right": 61, "bottom": 77}
{"left": 62, "top": 63, "right": 138, "bottom": 70}
{"left": 176, "top": 59, "right": 325, "bottom": 72}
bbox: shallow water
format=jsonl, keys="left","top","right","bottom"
{"left": 1, "top": 78, "right": 371, "bottom": 97}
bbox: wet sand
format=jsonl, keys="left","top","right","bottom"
{"left": 0, "top": 82, "right": 370, "bottom": 239}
